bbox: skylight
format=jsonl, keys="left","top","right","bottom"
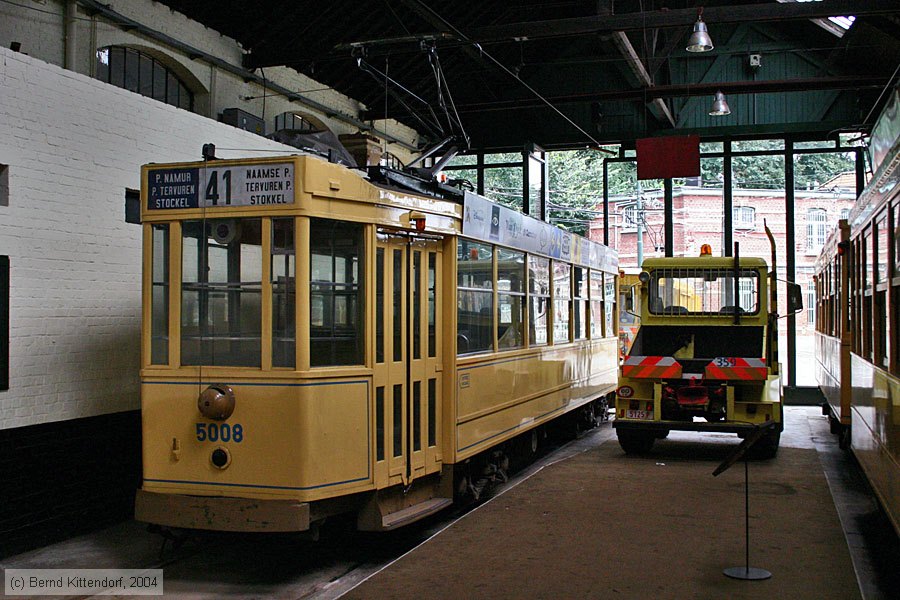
{"left": 777, "top": 0, "right": 856, "bottom": 37}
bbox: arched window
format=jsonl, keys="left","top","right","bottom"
{"left": 621, "top": 204, "right": 638, "bottom": 232}
{"left": 274, "top": 112, "right": 322, "bottom": 133}
{"left": 380, "top": 152, "right": 404, "bottom": 170}
{"left": 733, "top": 206, "right": 756, "bottom": 230}
{"left": 806, "top": 208, "right": 828, "bottom": 252}
{"left": 95, "top": 46, "right": 194, "bottom": 111}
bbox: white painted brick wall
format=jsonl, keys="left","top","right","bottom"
{"left": 0, "top": 0, "right": 420, "bottom": 159}
{"left": 0, "top": 47, "right": 302, "bottom": 429}
{"left": 0, "top": 0, "right": 429, "bottom": 428}
{"left": 0, "top": 0, "right": 65, "bottom": 66}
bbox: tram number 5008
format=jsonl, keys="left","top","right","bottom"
{"left": 196, "top": 423, "right": 244, "bottom": 443}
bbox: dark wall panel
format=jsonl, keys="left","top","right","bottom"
{"left": 1, "top": 255, "right": 7, "bottom": 391}
{"left": 0, "top": 411, "right": 141, "bottom": 558}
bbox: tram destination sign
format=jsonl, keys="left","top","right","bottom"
{"left": 462, "top": 191, "right": 617, "bottom": 272}
{"left": 147, "top": 162, "right": 295, "bottom": 210}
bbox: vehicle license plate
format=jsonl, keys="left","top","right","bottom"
{"left": 626, "top": 409, "right": 653, "bottom": 420}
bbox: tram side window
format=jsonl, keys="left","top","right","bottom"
{"left": 272, "top": 218, "right": 295, "bottom": 368}
{"left": 863, "top": 227, "right": 874, "bottom": 362}
{"left": 895, "top": 201, "right": 900, "bottom": 279}
{"left": 553, "top": 262, "right": 571, "bottom": 343}
{"left": 529, "top": 256, "right": 550, "bottom": 346}
{"left": 816, "top": 272, "right": 823, "bottom": 333}
{"left": 151, "top": 224, "right": 169, "bottom": 364}
{"left": 605, "top": 274, "right": 617, "bottom": 338}
{"left": 590, "top": 271, "right": 603, "bottom": 339}
{"left": 573, "top": 267, "right": 588, "bottom": 340}
{"left": 181, "top": 219, "right": 263, "bottom": 367}
{"left": 834, "top": 258, "right": 842, "bottom": 338}
{"left": 376, "top": 248, "right": 385, "bottom": 364}
{"left": 497, "top": 248, "right": 525, "bottom": 350}
{"left": 833, "top": 264, "right": 839, "bottom": 336}
{"left": 428, "top": 252, "right": 437, "bottom": 358}
{"left": 875, "top": 212, "right": 889, "bottom": 369}
{"left": 894, "top": 201, "right": 900, "bottom": 375}
{"left": 457, "top": 240, "right": 493, "bottom": 355}
{"left": 852, "top": 237, "right": 863, "bottom": 354}
{"left": 807, "top": 281, "right": 816, "bottom": 326}
{"left": 310, "top": 219, "right": 364, "bottom": 366}
{"left": 827, "top": 266, "right": 835, "bottom": 336}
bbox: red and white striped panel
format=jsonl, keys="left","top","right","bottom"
{"left": 621, "top": 356, "right": 682, "bottom": 379}
{"left": 704, "top": 358, "right": 768, "bottom": 380}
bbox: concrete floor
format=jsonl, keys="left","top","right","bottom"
{"left": 342, "top": 407, "right": 886, "bottom": 600}
{"left": 1, "top": 407, "right": 897, "bottom": 599}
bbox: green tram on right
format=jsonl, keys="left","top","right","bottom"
{"left": 814, "top": 89, "right": 900, "bottom": 536}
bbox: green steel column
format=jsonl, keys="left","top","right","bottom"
{"left": 724, "top": 140, "right": 733, "bottom": 257}
{"left": 785, "top": 140, "right": 797, "bottom": 388}
{"left": 664, "top": 178, "right": 674, "bottom": 257}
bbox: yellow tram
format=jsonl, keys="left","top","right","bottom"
{"left": 814, "top": 87, "right": 900, "bottom": 534}
{"left": 134, "top": 151, "right": 619, "bottom": 533}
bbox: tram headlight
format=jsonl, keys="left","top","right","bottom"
{"left": 211, "top": 447, "right": 231, "bottom": 469}
{"left": 198, "top": 384, "right": 236, "bottom": 421}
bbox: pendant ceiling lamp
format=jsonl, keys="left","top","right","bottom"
{"left": 686, "top": 8, "right": 714, "bottom": 53}
{"left": 709, "top": 91, "right": 731, "bottom": 116}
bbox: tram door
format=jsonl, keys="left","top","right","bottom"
{"left": 374, "top": 232, "right": 443, "bottom": 487}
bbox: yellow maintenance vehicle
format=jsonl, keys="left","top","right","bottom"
{"left": 613, "top": 232, "right": 802, "bottom": 458}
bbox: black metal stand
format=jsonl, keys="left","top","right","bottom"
{"left": 713, "top": 421, "right": 776, "bottom": 581}
{"left": 722, "top": 458, "right": 772, "bottom": 580}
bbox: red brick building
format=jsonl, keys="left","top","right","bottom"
{"left": 589, "top": 178, "right": 856, "bottom": 385}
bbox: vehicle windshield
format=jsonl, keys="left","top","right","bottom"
{"left": 647, "top": 268, "right": 760, "bottom": 316}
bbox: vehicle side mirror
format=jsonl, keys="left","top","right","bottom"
{"left": 786, "top": 282, "right": 803, "bottom": 314}
{"left": 624, "top": 284, "right": 640, "bottom": 318}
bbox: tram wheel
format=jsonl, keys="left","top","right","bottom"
{"left": 617, "top": 431, "right": 655, "bottom": 455}
{"left": 838, "top": 426, "right": 851, "bottom": 450}
{"left": 829, "top": 416, "right": 841, "bottom": 435}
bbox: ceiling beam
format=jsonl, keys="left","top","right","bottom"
{"left": 610, "top": 31, "right": 675, "bottom": 127}
{"left": 363, "top": 76, "right": 886, "bottom": 120}
{"left": 468, "top": 1, "right": 900, "bottom": 43}
{"left": 436, "top": 76, "right": 887, "bottom": 115}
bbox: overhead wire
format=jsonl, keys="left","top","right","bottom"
{"left": 409, "top": 0, "right": 614, "bottom": 154}
{"left": 861, "top": 61, "right": 900, "bottom": 126}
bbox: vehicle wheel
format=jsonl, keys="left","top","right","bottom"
{"left": 829, "top": 415, "right": 841, "bottom": 435}
{"left": 838, "top": 426, "right": 851, "bottom": 450}
{"left": 748, "top": 429, "right": 780, "bottom": 460}
{"left": 617, "top": 431, "right": 655, "bottom": 454}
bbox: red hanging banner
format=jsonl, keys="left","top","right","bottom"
{"left": 636, "top": 135, "right": 701, "bottom": 180}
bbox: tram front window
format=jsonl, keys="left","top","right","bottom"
{"left": 310, "top": 218, "right": 364, "bottom": 366}
{"left": 151, "top": 224, "right": 169, "bottom": 365}
{"left": 181, "top": 219, "right": 263, "bottom": 367}
{"left": 272, "top": 218, "right": 295, "bottom": 368}
{"left": 648, "top": 268, "right": 759, "bottom": 316}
